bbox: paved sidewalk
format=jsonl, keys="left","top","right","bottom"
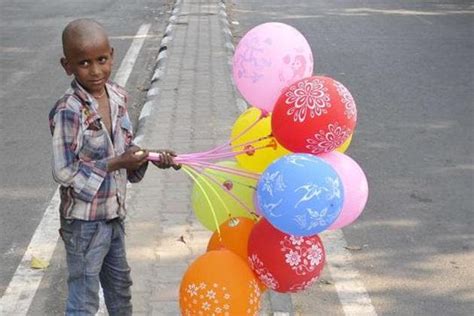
{"left": 125, "top": 0, "right": 274, "bottom": 314}
{"left": 123, "top": 0, "right": 348, "bottom": 315}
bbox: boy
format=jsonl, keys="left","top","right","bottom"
{"left": 49, "top": 18, "right": 177, "bottom": 315}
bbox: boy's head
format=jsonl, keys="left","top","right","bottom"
{"left": 60, "top": 19, "right": 114, "bottom": 96}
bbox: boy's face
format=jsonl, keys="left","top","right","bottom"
{"left": 61, "top": 37, "right": 114, "bottom": 95}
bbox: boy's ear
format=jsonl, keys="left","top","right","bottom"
{"left": 60, "top": 57, "right": 73, "bottom": 76}
{"left": 110, "top": 47, "right": 114, "bottom": 62}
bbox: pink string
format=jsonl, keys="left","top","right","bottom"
{"left": 147, "top": 111, "right": 270, "bottom": 165}
{"left": 187, "top": 165, "right": 258, "bottom": 218}
{"left": 181, "top": 161, "right": 260, "bottom": 180}
{"left": 178, "top": 142, "right": 274, "bottom": 162}
{"left": 229, "top": 134, "right": 272, "bottom": 150}
{"left": 178, "top": 110, "right": 265, "bottom": 160}
{"left": 185, "top": 161, "right": 260, "bottom": 180}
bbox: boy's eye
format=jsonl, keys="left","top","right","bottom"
{"left": 79, "top": 60, "right": 89, "bottom": 67}
{"left": 98, "top": 57, "right": 108, "bottom": 64}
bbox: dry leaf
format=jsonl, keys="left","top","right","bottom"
{"left": 177, "top": 235, "right": 186, "bottom": 244}
{"left": 31, "top": 256, "right": 49, "bottom": 269}
{"left": 319, "top": 279, "right": 333, "bottom": 285}
{"left": 344, "top": 245, "right": 363, "bottom": 251}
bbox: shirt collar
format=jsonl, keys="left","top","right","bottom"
{"left": 71, "top": 79, "right": 127, "bottom": 114}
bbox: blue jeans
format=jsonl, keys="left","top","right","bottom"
{"left": 60, "top": 218, "right": 133, "bottom": 316}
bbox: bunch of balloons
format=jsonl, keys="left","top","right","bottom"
{"left": 148, "top": 22, "right": 368, "bottom": 315}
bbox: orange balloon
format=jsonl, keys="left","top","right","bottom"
{"left": 207, "top": 218, "right": 267, "bottom": 293}
{"left": 180, "top": 250, "right": 262, "bottom": 316}
{"left": 207, "top": 217, "right": 256, "bottom": 261}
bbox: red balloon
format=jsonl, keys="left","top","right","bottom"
{"left": 248, "top": 219, "right": 325, "bottom": 293}
{"left": 272, "top": 76, "right": 357, "bottom": 154}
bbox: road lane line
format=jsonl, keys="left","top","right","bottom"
{"left": 0, "top": 190, "right": 60, "bottom": 315}
{"left": 114, "top": 23, "right": 151, "bottom": 87}
{"left": 0, "top": 23, "right": 151, "bottom": 315}
{"left": 322, "top": 230, "right": 377, "bottom": 315}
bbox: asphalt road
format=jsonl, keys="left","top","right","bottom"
{"left": 0, "top": 0, "right": 170, "bottom": 303}
{"left": 1, "top": 0, "right": 473, "bottom": 315}
{"left": 230, "top": 1, "right": 474, "bottom": 315}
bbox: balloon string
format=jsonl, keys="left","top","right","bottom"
{"left": 181, "top": 166, "right": 223, "bottom": 235}
{"left": 190, "top": 166, "right": 258, "bottom": 220}
{"left": 188, "top": 163, "right": 257, "bottom": 190}
{"left": 180, "top": 161, "right": 260, "bottom": 180}
{"left": 176, "top": 139, "right": 275, "bottom": 163}
{"left": 225, "top": 111, "right": 266, "bottom": 148}
{"left": 178, "top": 111, "right": 265, "bottom": 159}
{"left": 230, "top": 134, "right": 272, "bottom": 149}
{"left": 183, "top": 162, "right": 259, "bottom": 181}
{"left": 184, "top": 165, "right": 233, "bottom": 218}
{"left": 178, "top": 145, "right": 231, "bottom": 159}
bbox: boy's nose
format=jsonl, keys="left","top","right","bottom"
{"left": 89, "top": 63, "right": 101, "bottom": 76}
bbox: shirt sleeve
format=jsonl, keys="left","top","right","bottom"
{"left": 51, "top": 109, "right": 108, "bottom": 202}
{"left": 120, "top": 107, "right": 148, "bottom": 183}
{"left": 127, "top": 160, "right": 148, "bottom": 183}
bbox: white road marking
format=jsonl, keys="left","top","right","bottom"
{"left": 0, "top": 23, "right": 151, "bottom": 316}
{"left": 322, "top": 230, "right": 377, "bottom": 315}
{"left": 114, "top": 23, "right": 151, "bottom": 87}
{"left": 0, "top": 190, "right": 60, "bottom": 315}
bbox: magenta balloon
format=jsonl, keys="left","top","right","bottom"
{"left": 318, "top": 152, "right": 368, "bottom": 229}
{"left": 232, "top": 22, "right": 314, "bottom": 112}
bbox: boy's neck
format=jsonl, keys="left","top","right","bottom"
{"left": 74, "top": 79, "right": 108, "bottom": 100}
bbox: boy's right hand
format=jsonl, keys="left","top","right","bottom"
{"left": 121, "top": 146, "right": 149, "bottom": 170}
{"left": 107, "top": 146, "right": 148, "bottom": 172}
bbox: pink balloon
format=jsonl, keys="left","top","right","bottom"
{"left": 318, "top": 152, "right": 368, "bottom": 229}
{"left": 232, "top": 22, "right": 314, "bottom": 112}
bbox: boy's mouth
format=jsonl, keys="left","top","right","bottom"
{"left": 89, "top": 79, "right": 104, "bottom": 85}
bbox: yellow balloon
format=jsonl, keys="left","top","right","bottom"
{"left": 191, "top": 161, "right": 257, "bottom": 231}
{"left": 336, "top": 134, "right": 353, "bottom": 153}
{"left": 231, "top": 107, "right": 290, "bottom": 172}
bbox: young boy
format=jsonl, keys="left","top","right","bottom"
{"left": 49, "top": 18, "right": 178, "bottom": 315}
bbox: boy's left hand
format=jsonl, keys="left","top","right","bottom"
{"left": 150, "top": 149, "right": 181, "bottom": 170}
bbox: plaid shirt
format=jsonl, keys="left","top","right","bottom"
{"left": 49, "top": 80, "right": 147, "bottom": 220}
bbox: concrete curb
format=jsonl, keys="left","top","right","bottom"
{"left": 134, "top": 0, "right": 182, "bottom": 145}
{"left": 217, "top": 0, "right": 249, "bottom": 113}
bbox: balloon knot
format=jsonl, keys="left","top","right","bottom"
{"left": 228, "top": 218, "right": 240, "bottom": 227}
{"left": 260, "top": 109, "right": 270, "bottom": 118}
{"left": 267, "top": 139, "right": 278, "bottom": 150}
{"left": 244, "top": 144, "right": 256, "bottom": 156}
{"left": 223, "top": 180, "right": 233, "bottom": 191}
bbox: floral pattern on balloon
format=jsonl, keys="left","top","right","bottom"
{"left": 272, "top": 76, "right": 357, "bottom": 154}
{"left": 182, "top": 282, "right": 232, "bottom": 315}
{"left": 182, "top": 279, "right": 261, "bottom": 316}
{"left": 180, "top": 250, "right": 262, "bottom": 315}
{"left": 306, "top": 122, "right": 352, "bottom": 154}
{"left": 285, "top": 78, "right": 331, "bottom": 122}
{"left": 281, "top": 235, "right": 324, "bottom": 276}
{"left": 288, "top": 275, "right": 320, "bottom": 292}
{"left": 333, "top": 80, "right": 357, "bottom": 120}
{"left": 248, "top": 219, "right": 326, "bottom": 293}
{"left": 248, "top": 254, "right": 280, "bottom": 290}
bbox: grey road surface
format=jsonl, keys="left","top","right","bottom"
{"left": 230, "top": 1, "right": 474, "bottom": 315}
{"left": 0, "top": 0, "right": 170, "bottom": 305}
{"left": 1, "top": 0, "right": 473, "bottom": 315}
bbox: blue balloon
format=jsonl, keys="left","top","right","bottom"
{"left": 257, "top": 153, "right": 344, "bottom": 236}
